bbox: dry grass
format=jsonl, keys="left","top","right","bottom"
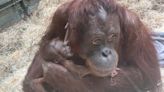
{"left": 118, "top": 0, "right": 164, "bottom": 31}
{"left": 0, "top": 0, "right": 163, "bottom": 92}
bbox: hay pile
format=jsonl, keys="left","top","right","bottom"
{"left": 0, "top": 0, "right": 163, "bottom": 92}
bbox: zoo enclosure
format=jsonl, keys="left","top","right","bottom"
{"left": 0, "top": 0, "right": 40, "bottom": 30}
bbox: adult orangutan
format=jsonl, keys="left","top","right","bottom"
{"left": 23, "top": 0, "right": 162, "bottom": 92}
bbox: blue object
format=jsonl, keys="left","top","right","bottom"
{"left": 152, "top": 32, "right": 164, "bottom": 67}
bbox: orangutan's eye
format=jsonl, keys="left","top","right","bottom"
{"left": 108, "top": 33, "right": 117, "bottom": 42}
{"left": 92, "top": 38, "right": 102, "bottom": 45}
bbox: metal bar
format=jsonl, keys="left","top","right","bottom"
{"left": 152, "top": 37, "right": 164, "bottom": 41}
{"left": 19, "top": 0, "right": 29, "bottom": 15}
{"left": 0, "top": 0, "right": 22, "bottom": 12}
{"left": 151, "top": 32, "right": 164, "bottom": 37}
